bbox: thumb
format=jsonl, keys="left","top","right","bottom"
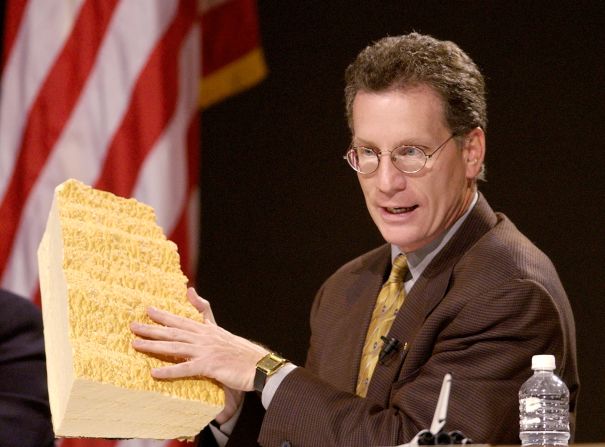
{"left": 187, "top": 287, "right": 217, "bottom": 324}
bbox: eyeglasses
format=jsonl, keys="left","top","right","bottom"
{"left": 343, "top": 133, "right": 457, "bottom": 174}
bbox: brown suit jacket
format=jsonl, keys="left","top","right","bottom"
{"left": 257, "top": 195, "right": 579, "bottom": 446}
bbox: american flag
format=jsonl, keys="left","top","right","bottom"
{"left": 0, "top": 0, "right": 266, "bottom": 446}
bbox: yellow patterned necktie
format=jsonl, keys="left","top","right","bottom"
{"left": 356, "top": 254, "right": 408, "bottom": 397}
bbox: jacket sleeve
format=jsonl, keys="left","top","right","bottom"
{"left": 257, "top": 278, "right": 573, "bottom": 447}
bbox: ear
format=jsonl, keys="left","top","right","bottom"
{"left": 462, "top": 127, "right": 486, "bottom": 180}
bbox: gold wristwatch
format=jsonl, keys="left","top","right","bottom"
{"left": 254, "top": 352, "right": 288, "bottom": 393}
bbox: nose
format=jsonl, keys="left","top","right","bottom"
{"left": 375, "top": 154, "right": 407, "bottom": 193}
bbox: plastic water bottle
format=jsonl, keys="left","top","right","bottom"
{"left": 519, "top": 354, "right": 570, "bottom": 446}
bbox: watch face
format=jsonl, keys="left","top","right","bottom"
{"left": 255, "top": 353, "right": 288, "bottom": 393}
{"left": 257, "top": 353, "right": 286, "bottom": 374}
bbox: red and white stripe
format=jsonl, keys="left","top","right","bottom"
{"left": 1, "top": 0, "right": 197, "bottom": 446}
{"left": 0, "top": 0, "right": 265, "bottom": 445}
{"left": 0, "top": 0, "right": 199, "bottom": 303}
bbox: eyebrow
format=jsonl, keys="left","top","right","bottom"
{"left": 351, "top": 137, "right": 432, "bottom": 150}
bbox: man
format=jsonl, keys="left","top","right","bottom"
{"left": 131, "top": 32, "right": 579, "bottom": 446}
{"left": 0, "top": 289, "right": 55, "bottom": 447}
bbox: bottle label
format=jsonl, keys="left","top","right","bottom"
{"left": 521, "top": 397, "right": 542, "bottom": 413}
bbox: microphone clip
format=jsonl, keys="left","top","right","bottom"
{"left": 379, "top": 335, "right": 400, "bottom": 363}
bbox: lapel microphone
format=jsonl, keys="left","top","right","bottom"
{"left": 379, "top": 335, "right": 400, "bottom": 363}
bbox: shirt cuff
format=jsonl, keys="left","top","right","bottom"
{"left": 261, "top": 362, "right": 298, "bottom": 409}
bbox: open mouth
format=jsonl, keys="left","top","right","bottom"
{"left": 386, "top": 205, "right": 418, "bottom": 214}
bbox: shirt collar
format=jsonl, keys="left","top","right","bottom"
{"left": 391, "top": 192, "right": 479, "bottom": 281}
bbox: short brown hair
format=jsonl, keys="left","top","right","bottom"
{"left": 344, "top": 33, "right": 487, "bottom": 136}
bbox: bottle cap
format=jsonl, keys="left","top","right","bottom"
{"left": 531, "top": 354, "right": 556, "bottom": 370}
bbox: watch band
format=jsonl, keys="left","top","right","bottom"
{"left": 254, "top": 352, "right": 288, "bottom": 393}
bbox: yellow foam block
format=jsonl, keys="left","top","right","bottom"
{"left": 38, "top": 179, "right": 223, "bottom": 440}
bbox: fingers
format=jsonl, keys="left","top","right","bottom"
{"left": 130, "top": 307, "right": 209, "bottom": 355}
{"left": 150, "top": 359, "right": 209, "bottom": 380}
{"left": 132, "top": 338, "right": 199, "bottom": 361}
{"left": 130, "top": 320, "right": 193, "bottom": 343}
{"left": 187, "top": 287, "right": 216, "bottom": 324}
{"left": 145, "top": 306, "right": 208, "bottom": 332}
{"left": 131, "top": 307, "right": 224, "bottom": 361}
{"left": 186, "top": 287, "right": 205, "bottom": 313}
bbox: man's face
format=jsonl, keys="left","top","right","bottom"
{"left": 352, "top": 85, "right": 483, "bottom": 253}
